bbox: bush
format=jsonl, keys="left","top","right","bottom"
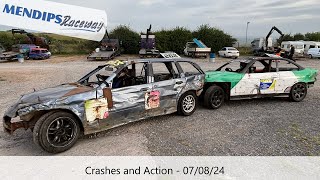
{"left": 293, "top": 33, "right": 304, "bottom": 41}
{"left": 305, "top": 32, "right": 320, "bottom": 41}
{"left": 193, "top": 24, "right": 237, "bottom": 53}
{"left": 109, "top": 25, "right": 140, "bottom": 54}
{"left": 155, "top": 27, "right": 193, "bottom": 54}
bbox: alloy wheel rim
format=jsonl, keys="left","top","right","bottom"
{"left": 211, "top": 90, "right": 223, "bottom": 107}
{"left": 47, "top": 117, "right": 77, "bottom": 147}
{"left": 293, "top": 84, "right": 306, "bottom": 100}
{"left": 183, "top": 95, "right": 195, "bottom": 113}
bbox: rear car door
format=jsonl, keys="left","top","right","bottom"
{"left": 147, "top": 61, "right": 183, "bottom": 116}
{"left": 271, "top": 59, "right": 300, "bottom": 93}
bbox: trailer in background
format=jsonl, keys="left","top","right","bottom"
{"left": 251, "top": 37, "right": 273, "bottom": 56}
{"left": 184, "top": 38, "right": 211, "bottom": 58}
{"left": 281, "top": 41, "right": 305, "bottom": 57}
{"left": 87, "top": 38, "right": 121, "bottom": 61}
{"left": 139, "top": 25, "right": 160, "bottom": 58}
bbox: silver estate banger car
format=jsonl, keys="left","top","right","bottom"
{"left": 3, "top": 59, "right": 205, "bottom": 153}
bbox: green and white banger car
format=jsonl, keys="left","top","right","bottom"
{"left": 203, "top": 57, "right": 318, "bottom": 109}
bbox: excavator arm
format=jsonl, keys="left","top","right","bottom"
{"left": 265, "top": 26, "right": 284, "bottom": 48}
{"left": 146, "top": 24, "right": 152, "bottom": 41}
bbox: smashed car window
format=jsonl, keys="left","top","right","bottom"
{"left": 218, "top": 61, "right": 248, "bottom": 73}
{"left": 89, "top": 67, "right": 115, "bottom": 84}
{"left": 248, "top": 60, "right": 271, "bottom": 73}
{"left": 178, "top": 62, "right": 202, "bottom": 76}
{"left": 271, "top": 60, "right": 299, "bottom": 72}
{"left": 112, "top": 62, "right": 149, "bottom": 89}
{"left": 152, "top": 62, "right": 178, "bottom": 82}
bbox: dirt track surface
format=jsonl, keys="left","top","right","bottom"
{"left": 0, "top": 55, "right": 319, "bottom": 156}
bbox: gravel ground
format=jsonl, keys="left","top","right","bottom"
{"left": 0, "top": 55, "right": 319, "bottom": 156}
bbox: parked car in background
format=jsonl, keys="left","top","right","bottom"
{"left": 28, "top": 48, "right": 51, "bottom": 60}
{"left": 307, "top": 48, "right": 320, "bottom": 59}
{"left": 202, "top": 57, "right": 318, "bottom": 109}
{"left": 0, "top": 44, "right": 38, "bottom": 61}
{"left": 3, "top": 59, "right": 205, "bottom": 153}
{"left": 218, "top": 47, "right": 240, "bottom": 58}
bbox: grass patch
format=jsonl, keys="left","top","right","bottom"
{"left": 237, "top": 47, "right": 253, "bottom": 56}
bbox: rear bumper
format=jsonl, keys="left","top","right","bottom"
{"left": 226, "top": 53, "right": 239, "bottom": 57}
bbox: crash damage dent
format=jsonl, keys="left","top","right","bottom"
{"left": 3, "top": 84, "right": 97, "bottom": 134}
{"left": 179, "top": 74, "right": 205, "bottom": 98}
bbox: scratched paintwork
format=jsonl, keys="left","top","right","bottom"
{"left": 3, "top": 58, "right": 205, "bottom": 135}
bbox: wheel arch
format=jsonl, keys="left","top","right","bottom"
{"left": 25, "top": 109, "right": 84, "bottom": 133}
{"left": 203, "top": 82, "right": 231, "bottom": 100}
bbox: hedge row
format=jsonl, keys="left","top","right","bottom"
{"left": 0, "top": 24, "right": 237, "bottom": 54}
{"left": 110, "top": 24, "right": 237, "bottom": 54}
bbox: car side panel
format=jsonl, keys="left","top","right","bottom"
{"left": 97, "top": 84, "right": 153, "bottom": 130}
{"left": 276, "top": 71, "right": 299, "bottom": 93}
{"left": 231, "top": 72, "right": 280, "bottom": 96}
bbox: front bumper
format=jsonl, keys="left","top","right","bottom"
{"left": 3, "top": 116, "right": 30, "bottom": 134}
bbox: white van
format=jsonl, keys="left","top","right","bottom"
{"left": 307, "top": 48, "right": 320, "bottom": 59}
{"left": 281, "top": 41, "right": 304, "bottom": 55}
{"left": 302, "top": 41, "right": 320, "bottom": 54}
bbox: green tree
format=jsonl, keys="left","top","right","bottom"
{"left": 192, "top": 24, "right": 237, "bottom": 53}
{"left": 155, "top": 27, "right": 193, "bottom": 54}
{"left": 109, "top": 25, "right": 140, "bottom": 54}
{"left": 282, "top": 34, "right": 294, "bottom": 41}
{"left": 305, "top": 32, "right": 320, "bottom": 41}
{"left": 293, "top": 33, "right": 305, "bottom": 41}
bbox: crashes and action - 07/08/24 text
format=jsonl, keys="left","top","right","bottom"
{"left": 85, "top": 166, "right": 225, "bottom": 176}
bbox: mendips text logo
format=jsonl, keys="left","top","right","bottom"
{"left": 2, "top": 4, "right": 104, "bottom": 32}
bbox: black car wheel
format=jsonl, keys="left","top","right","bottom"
{"left": 290, "top": 83, "right": 307, "bottom": 102}
{"left": 177, "top": 91, "right": 197, "bottom": 116}
{"left": 204, "top": 85, "right": 225, "bottom": 109}
{"left": 33, "top": 111, "right": 81, "bottom": 153}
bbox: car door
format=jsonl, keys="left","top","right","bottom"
{"left": 147, "top": 61, "right": 183, "bottom": 116}
{"left": 271, "top": 59, "right": 301, "bottom": 93}
{"left": 102, "top": 62, "right": 153, "bottom": 128}
{"left": 235, "top": 60, "right": 280, "bottom": 96}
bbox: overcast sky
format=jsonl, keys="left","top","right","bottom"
{"left": 1, "top": 0, "right": 320, "bottom": 39}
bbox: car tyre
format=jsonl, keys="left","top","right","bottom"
{"left": 309, "top": 54, "right": 313, "bottom": 59}
{"left": 289, "top": 83, "right": 307, "bottom": 102}
{"left": 33, "top": 111, "right": 80, "bottom": 153}
{"left": 177, "top": 91, "right": 197, "bottom": 116}
{"left": 204, "top": 85, "right": 225, "bottom": 109}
